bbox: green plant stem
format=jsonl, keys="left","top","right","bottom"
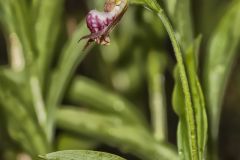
{"left": 162, "top": 0, "right": 194, "bottom": 51}
{"left": 132, "top": 0, "right": 200, "bottom": 158}
{"left": 162, "top": 0, "right": 208, "bottom": 158}
{"left": 157, "top": 10, "right": 198, "bottom": 160}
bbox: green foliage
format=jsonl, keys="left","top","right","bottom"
{"left": 39, "top": 150, "right": 126, "bottom": 160}
{"left": 0, "top": 0, "right": 239, "bottom": 159}
{"left": 57, "top": 107, "right": 178, "bottom": 160}
{"left": 203, "top": 1, "right": 240, "bottom": 158}
{"left": 132, "top": 0, "right": 208, "bottom": 159}
{"left": 45, "top": 21, "right": 90, "bottom": 141}
{"left": 147, "top": 51, "right": 168, "bottom": 141}
{"left": 66, "top": 76, "right": 146, "bottom": 125}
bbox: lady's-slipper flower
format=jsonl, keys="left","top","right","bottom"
{"left": 79, "top": 0, "right": 128, "bottom": 50}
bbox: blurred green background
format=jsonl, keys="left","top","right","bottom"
{"left": 0, "top": 0, "right": 240, "bottom": 160}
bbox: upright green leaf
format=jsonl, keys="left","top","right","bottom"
{"left": 147, "top": 51, "right": 168, "bottom": 141}
{"left": 46, "top": 21, "right": 92, "bottom": 141}
{"left": 163, "top": 1, "right": 208, "bottom": 158}
{"left": 39, "top": 150, "right": 125, "bottom": 160}
{"left": 0, "top": 85, "right": 49, "bottom": 155}
{"left": 131, "top": 0, "right": 207, "bottom": 159}
{"left": 203, "top": 1, "right": 240, "bottom": 158}
{"left": 35, "top": 0, "right": 65, "bottom": 82}
{"left": 185, "top": 38, "right": 207, "bottom": 160}
{"left": 0, "top": 0, "right": 35, "bottom": 65}
{"left": 173, "top": 37, "right": 207, "bottom": 160}
{"left": 157, "top": 7, "right": 199, "bottom": 160}
{"left": 0, "top": 0, "right": 47, "bottom": 132}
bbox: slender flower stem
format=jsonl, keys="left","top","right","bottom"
{"left": 133, "top": 1, "right": 199, "bottom": 157}
{"left": 157, "top": 10, "right": 198, "bottom": 160}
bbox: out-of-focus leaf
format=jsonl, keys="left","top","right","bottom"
{"left": 39, "top": 150, "right": 126, "bottom": 160}
{"left": 57, "top": 107, "right": 178, "bottom": 160}
{"left": 57, "top": 133, "right": 98, "bottom": 151}
{"left": 0, "top": 1, "right": 15, "bottom": 35}
{"left": 111, "top": 47, "right": 144, "bottom": 94}
{"left": 200, "top": 0, "right": 222, "bottom": 37}
{"left": 0, "top": 68, "right": 48, "bottom": 155}
{"left": 0, "top": 68, "right": 35, "bottom": 115}
{"left": 66, "top": 76, "right": 146, "bottom": 125}
{"left": 0, "top": 104, "right": 13, "bottom": 155}
{"left": 162, "top": 0, "right": 193, "bottom": 51}
{"left": 46, "top": 21, "right": 92, "bottom": 141}
{"left": 203, "top": 0, "right": 240, "bottom": 157}
{"left": 0, "top": 86, "right": 49, "bottom": 155}
{"left": 0, "top": 0, "right": 48, "bottom": 133}
{"left": 147, "top": 51, "right": 168, "bottom": 141}
{"left": 35, "top": 0, "right": 65, "bottom": 82}
{"left": 130, "top": 0, "right": 145, "bottom": 5}
{"left": 142, "top": 8, "right": 166, "bottom": 40}
{"left": 0, "top": 0, "right": 35, "bottom": 65}
{"left": 0, "top": 67, "right": 47, "bottom": 130}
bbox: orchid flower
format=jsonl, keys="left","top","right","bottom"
{"left": 79, "top": 0, "right": 128, "bottom": 50}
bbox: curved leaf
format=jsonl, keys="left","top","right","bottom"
{"left": 39, "top": 150, "right": 125, "bottom": 160}
{"left": 131, "top": 0, "right": 207, "bottom": 159}
{"left": 66, "top": 76, "right": 146, "bottom": 126}
{"left": 46, "top": 21, "right": 92, "bottom": 141}
{"left": 57, "top": 107, "right": 178, "bottom": 160}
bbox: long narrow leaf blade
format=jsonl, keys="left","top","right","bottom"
{"left": 39, "top": 150, "right": 125, "bottom": 160}
{"left": 57, "top": 107, "right": 178, "bottom": 160}
{"left": 147, "top": 51, "right": 168, "bottom": 141}
{"left": 203, "top": 0, "right": 240, "bottom": 157}
{"left": 46, "top": 21, "right": 91, "bottom": 141}
{"left": 66, "top": 76, "right": 146, "bottom": 125}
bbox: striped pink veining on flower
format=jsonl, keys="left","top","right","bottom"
{"left": 79, "top": 0, "right": 128, "bottom": 50}
{"left": 86, "top": 10, "right": 115, "bottom": 34}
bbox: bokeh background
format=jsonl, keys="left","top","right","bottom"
{"left": 0, "top": 0, "right": 240, "bottom": 159}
